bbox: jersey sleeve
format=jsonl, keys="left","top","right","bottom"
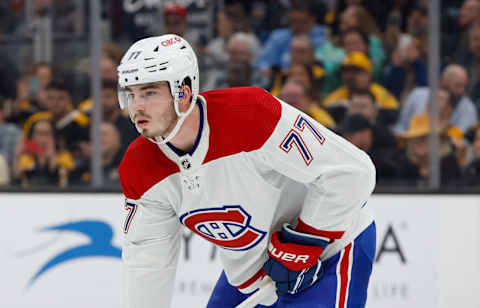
{"left": 119, "top": 144, "right": 181, "bottom": 308}
{"left": 252, "top": 95, "right": 376, "bottom": 239}
{"left": 122, "top": 196, "right": 181, "bottom": 308}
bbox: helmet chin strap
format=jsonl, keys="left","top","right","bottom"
{"left": 144, "top": 91, "right": 196, "bottom": 145}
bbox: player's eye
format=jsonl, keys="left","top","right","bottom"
{"left": 145, "top": 91, "right": 157, "bottom": 97}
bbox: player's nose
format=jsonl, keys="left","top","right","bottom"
{"left": 129, "top": 97, "right": 146, "bottom": 111}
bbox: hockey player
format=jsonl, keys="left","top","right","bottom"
{"left": 117, "top": 34, "right": 377, "bottom": 308}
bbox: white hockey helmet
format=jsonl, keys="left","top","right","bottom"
{"left": 117, "top": 34, "right": 199, "bottom": 143}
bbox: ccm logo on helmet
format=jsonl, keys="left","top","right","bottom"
{"left": 268, "top": 244, "right": 309, "bottom": 264}
{"left": 161, "top": 37, "right": 182, "bottom": 47}
{"left": 179, "top": 205, "right": 266, "bottom": 251}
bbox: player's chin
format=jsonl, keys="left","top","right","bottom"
{"left": 141, "top": 130, "right": 154, "bottom": 139}
{"left": 141, "top": 128, "right": 164, "bottom": 139}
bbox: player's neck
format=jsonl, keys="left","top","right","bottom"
{"left": 168, "top": 102, "right": 200, "bottom": 153}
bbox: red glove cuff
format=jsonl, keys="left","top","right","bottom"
{"left": 267, "top": 232, "right": 323, "bottom": 271}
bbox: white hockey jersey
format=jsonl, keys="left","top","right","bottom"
{"left": 119, "top": 87, "right": 376, "bottom": 308}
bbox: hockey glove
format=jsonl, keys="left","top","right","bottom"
{"left": 262, "top": 224, "right": 328, "bottom": 295}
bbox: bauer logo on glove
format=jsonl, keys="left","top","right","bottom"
{"left": 263, "top": 223, "right": 329, "bottom": 295}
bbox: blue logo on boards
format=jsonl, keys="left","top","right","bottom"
{"left": 28, "top": 220, "right": 121, "bottom": 287}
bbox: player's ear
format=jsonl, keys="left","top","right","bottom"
{"left": 179, "top": 85, "right": 192, "bottom": 105}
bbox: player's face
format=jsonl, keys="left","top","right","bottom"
{"left": 126, "top": 82, "right": 178, "bottom": 139}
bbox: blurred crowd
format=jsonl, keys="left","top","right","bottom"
{"left": 0, "top": 0, "right": 479, "bottom": 189}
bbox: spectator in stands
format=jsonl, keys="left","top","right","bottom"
{"left": 427, "top": 88, "right": 470, "bottom": 168}
{"left": 223, "top": 1, "right": 253, "bottom": 33}
{"left": 341, "top": 114, "right": 373, "bottom": 153}
{"left": 318, "top": 5, "right": 385, "bottom": 74}
{"left": 463, "top": 22, "right": 480, "bottom": 113}
{"left": 7, "top": 75, "right": 44, "bottom": 126}
{"left": 443, "top": 0, "right": 480, "bottom": 64}
{"left": 226, "top": 60, "right": 253, "bottom": 88}
{"left": 13, "top": 119, "right": 74, "bottom": 187}
{"left": 31, "top": 62, "right": 54, "bottom": 90}
{"left": 75, "top": 43, "right": 124, "bottom": 103}
{"left": 101, "top": 44, "right": 123, "bottom": 81}
{"left": 462, "top": 124, "right": 480, "bottom": 185}
{"left": 0, "top": 152, "right": 9, "bottom": 186}
{"left": 205, "top": 10, "right": 236, "bottom": 74}
{"left": 348, "top": 89, "right": 397, "bottom": 152}
{"left": 288, "top": 64, "right": 323, "bottom": 99}
{"left": 343, "top": 92, "right": 398, "bottom": 181}
{"left": 257, "top": 0, "right": 328, "bottom": 79}
{"left": 323, "top": 51, "right": 398, "bottom": 126}
{"left": 162, "top": 2, "right": 206, "bottom": 69}
{"left": 22, "top": 80, "right": 90, "bottom": 156}
{"left": 269, "top": 35, "right": 325, "bottom": 99}
{"left": 384, "top": 34, "right": 428, "bottom": 101}
{"left": 384, "top": 4, "right": 428, "bottom": 55}
{"left": 163, "top": 3, "right": 189, "bottom": 39}
{"left": 12, "top": 0, "right": 80, "bottom": 36}
{"left": 280, "top": 79, "right": 335, "bottom": 129}
{"left": 394, "top": 64, "right": 478, "bottom": 134}
{"left": 26, "top": 62, "right": 55, "bottom": 111}
{"left": 432, "top": 88, "right": 464, "bottom": 140}
{"left": 326, "top": 0, "right": 394, "bottom": 35}
{"left": 0, "top": 98, "right": 21, "bottom": 167}
{"left": 99, "top": 122, "right": 123, "bottom": 186}
{"left": 248, "top": 0, "right": 290, "bottom": 43}
{"left": 79, "top": 79, "right": 137, "bottom": 154}
{"left": 0, "top": 42, "right": 20, "bottom": 100}
{"left": 70, "top": 122, "right": 123, "bottom": 187}
{"left": 227, "top": 32, "right": 261, "bottom": 64}
{"left": 289, "top": 35, "right": 320, "bottom": 66}
{"left": 203, "top": 32, "right": 264, "bottom": 90}
{"left": 339, "top": 5, "right": 384, "bottom": 56}
{"left": 7, "top": 62, "right": 56, "bottom": 125}
{"left": 321, "top": 28, "right": 385, "bottom": 96}
{"left": 394, "top": 114, "right": 461, "bottom": 186}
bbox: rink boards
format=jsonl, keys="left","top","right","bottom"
{"left": 1, "top": 194, "right": 479, "bottom": 308}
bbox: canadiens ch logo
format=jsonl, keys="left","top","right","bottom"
{"left": 179, "top": 205, "right": 266, "bottom": 251}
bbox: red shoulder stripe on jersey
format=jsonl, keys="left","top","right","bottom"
{"left": 296, "top": 218, "right": 345, "bottom": 242}
{"left": 235, "top": 268, "right": 266, "bottom": 290}
{"left": 118, "top": 137, "right": 179, "bottom": 200}
{"left": 201, "top": 87, "right": 282, "bottom": 163}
